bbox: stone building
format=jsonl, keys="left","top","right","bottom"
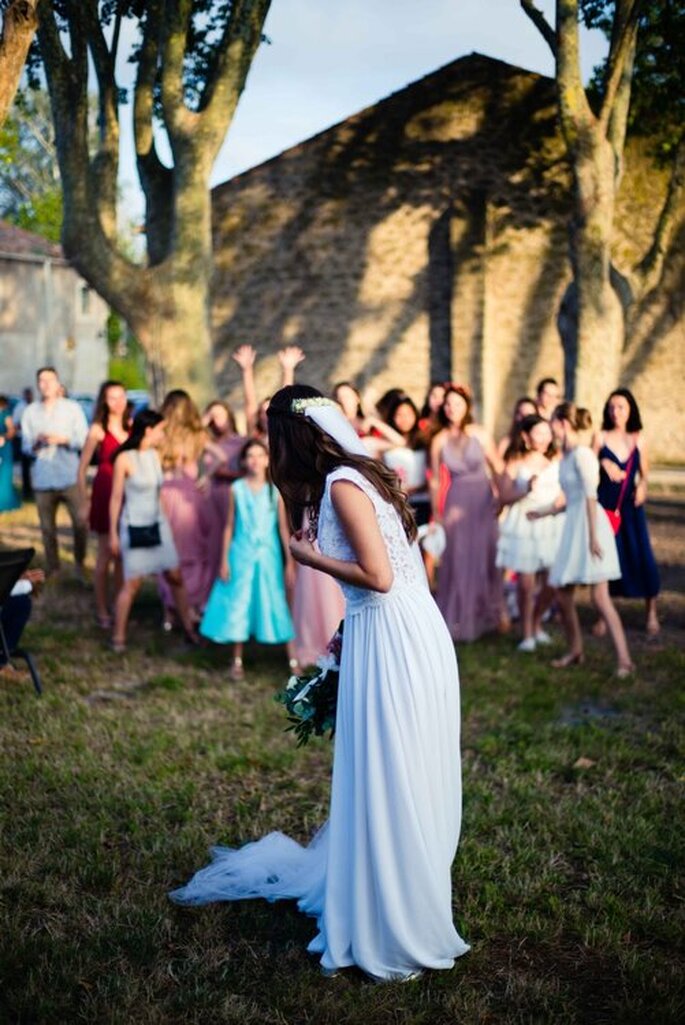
{"left": 0, "top": 221, "right": 109, "bottom": 395}
{"left": 211, "top": 54, "right": 684, "bottom": 460}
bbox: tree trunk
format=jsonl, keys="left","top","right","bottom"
{"left": 564, "top": 128, "right": 625, "bottom": 417}
{"left": 0, "top": 0, "right": 38, "bottom": 125}
{"left": 138, "top": 156, "right": 215, "bottom": 403}
{"left": 133, "top": 267, "right": 214, "bottom": 406}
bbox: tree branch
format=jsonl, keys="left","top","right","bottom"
{"left": 520, "top": 0, "right": 557, "bottom": 57}
{"left": 160, "top": 0, "right": 195, "bottom": 148}
{"left": 134, "top": 0, "right": 174, "bottom": 264}
{"left": 555, "top": 0, "right": 595, "bottom": 144}
{"left": 634, "top": 132, "right": 685, "bottom": 296}
{"left": 605, "top": 26, "right": 637, "bottom": 182}
{"left": 197, "top": 0, "right": 272, "bottom": 159}
{"left": 0, "top": 0, "right": 38, "bottom": 124}
{"left": 598, "top": 0, "right": 641, "bottom": 133}
{"left": 83, "top": 0, "right": 119, "bottom": 240}
{"left": 37, "top": 0, "right": 146, "bottom": 311}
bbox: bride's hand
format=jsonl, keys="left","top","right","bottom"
{"left": 289, "top": 534, "right": 317, "bottom": 567}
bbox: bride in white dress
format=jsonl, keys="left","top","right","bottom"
{"left": 170, "top": 385, "right": 469, "bottom": 981}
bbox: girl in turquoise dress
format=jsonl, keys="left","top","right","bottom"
{"left": 0, "top": 397, "right": 20, "bottom": 512}
{"left": 200, "top": 438, "right": 296, "bottom": 680}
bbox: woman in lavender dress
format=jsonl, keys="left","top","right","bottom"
{"left": 430, "top": 385, "right": 502, "bottom": 641}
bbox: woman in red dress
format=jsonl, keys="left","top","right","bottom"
{"left": 78, "top": 381, "right": 130, "bottom": 627}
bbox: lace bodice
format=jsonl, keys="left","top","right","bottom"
{"left": 317, "top": 466, "right": 426, "bottom": 613}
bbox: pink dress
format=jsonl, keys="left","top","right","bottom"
{"left": 437, "top": 434, "right": 502, "bottom": 641}
{"left": 291, "top": 508, "right": 345, "bottom": 667}
{"left": 159, "top": 462, "right": 214, "bottom": 614}
{"left": 206, "top": 434, "right": 245, "bottom": 579}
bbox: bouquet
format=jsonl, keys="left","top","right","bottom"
{"left": 275, "top": 621, "right": 343, "bottom": 746}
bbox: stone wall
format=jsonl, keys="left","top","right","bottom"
{"left": 0, "top": 253, "right": 109, "bottom": 396}
{"left": 210, "top": 54, "right": 684, "bottom": 460}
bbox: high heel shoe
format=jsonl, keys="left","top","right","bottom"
{"left": 551, "top": 652, "right": 584, "bottom": 669}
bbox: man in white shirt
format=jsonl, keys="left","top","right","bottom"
{"left": 21, "top": 367, "right": 89, "bottom": 577}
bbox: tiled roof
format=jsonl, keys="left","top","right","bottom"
{"left": 0, "top": 220, "right": 63, "bottom": 259}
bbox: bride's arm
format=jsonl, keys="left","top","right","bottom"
{"left": 288, "top": 481, "right": 394, "bottom": 593}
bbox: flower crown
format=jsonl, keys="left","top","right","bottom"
{"left": 290, "top": 397, "right": 337, "bottom": 414}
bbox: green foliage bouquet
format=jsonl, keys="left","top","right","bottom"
{"left": 275, "top": 622, "right": 343, "bottom": 746}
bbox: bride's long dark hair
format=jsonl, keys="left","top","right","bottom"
{"left": 267, "top": 384, "right": 417, "bottom": 541}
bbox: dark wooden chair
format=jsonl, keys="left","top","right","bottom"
{"left": 0, "top": 547, "right": 43, "bottom": 695}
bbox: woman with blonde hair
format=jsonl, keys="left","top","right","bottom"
{"left": 158, "top": 389, "right": 225, "bottom": 627}
{"left": 530, "top": 402, "right": 633, "bottom": 676}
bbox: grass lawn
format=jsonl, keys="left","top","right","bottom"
{"left": 1, "top": 499, "right": 683, "bottom": 1024}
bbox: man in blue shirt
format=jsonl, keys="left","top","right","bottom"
{"left": 21, "top": 367, "right": 89, "bottom": 577}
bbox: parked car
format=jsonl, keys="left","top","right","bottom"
{"left": 70, "top": 393, "right": 96, "bottom": 424}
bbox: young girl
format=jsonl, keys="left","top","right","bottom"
{"left": 77, "top": 380, "right": 130, "bottom": 628}
{"left": 531, "top": 402, "right": 633, "bottom": 676}
{"left": 109, "top": 411, "right": 197, "bottom": 653}
{"left": 200, "top": 438, "right": 296, "bottom": 680}
{"left": 496, "top": 415, "right": 563, "bottom": 651}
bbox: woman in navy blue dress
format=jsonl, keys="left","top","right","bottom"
{"left": 593, "top": 389, "right": 660, "bottom": 635}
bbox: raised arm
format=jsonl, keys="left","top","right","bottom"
{"left": 277, "top": 346, "right": 305, "bottom": 387}
{"left": 232, "top": 345, "right": 259, "bottom": 435}
{"left": 289, "top": 481, "right": 393, "bottom": 593}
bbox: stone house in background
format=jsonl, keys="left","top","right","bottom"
{"left": 210, "top": 54, "right": 684, "bottom": 461}
{"left": 0, "top": 221, "right": 109, "bottom": 396}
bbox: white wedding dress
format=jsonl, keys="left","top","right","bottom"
{"left": 170, "top": 466, "right": 469, "bottom": 980}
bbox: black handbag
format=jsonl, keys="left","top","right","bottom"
{"left": 128, "top": 522, "right": 161, "bottom": 548}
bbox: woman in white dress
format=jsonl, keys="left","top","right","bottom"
{"left": 170, "top": 385, "right": 469, "bottom": 981}
{"left": 496, "top": 415, "right": 563, "bottom": 652}
{"left": 109, "top": 410, "right": 198, "bottom": 653}
{"left": 530, "top": 402, "right": 633, "bottom": 676}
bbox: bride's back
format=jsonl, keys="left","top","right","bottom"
{"left": 317, "top": 465, "right": 426, "bottom": 612}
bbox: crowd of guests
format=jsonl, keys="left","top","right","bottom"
{"left": 0, "top": 356, "right": 661, "bottom": 681}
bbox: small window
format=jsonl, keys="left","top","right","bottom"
{"left": 80, "top": 284, "right": 91, "bottom": 316}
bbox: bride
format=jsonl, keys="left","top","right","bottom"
{"left": 170, "top": 384, "right": 469, "bottom": 981}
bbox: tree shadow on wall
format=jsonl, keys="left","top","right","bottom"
{"left": 210, "top": 56, "right": 571, "bottom": 411}
{"left": 622, "top": 220, "right": 685, "bottom": 385}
